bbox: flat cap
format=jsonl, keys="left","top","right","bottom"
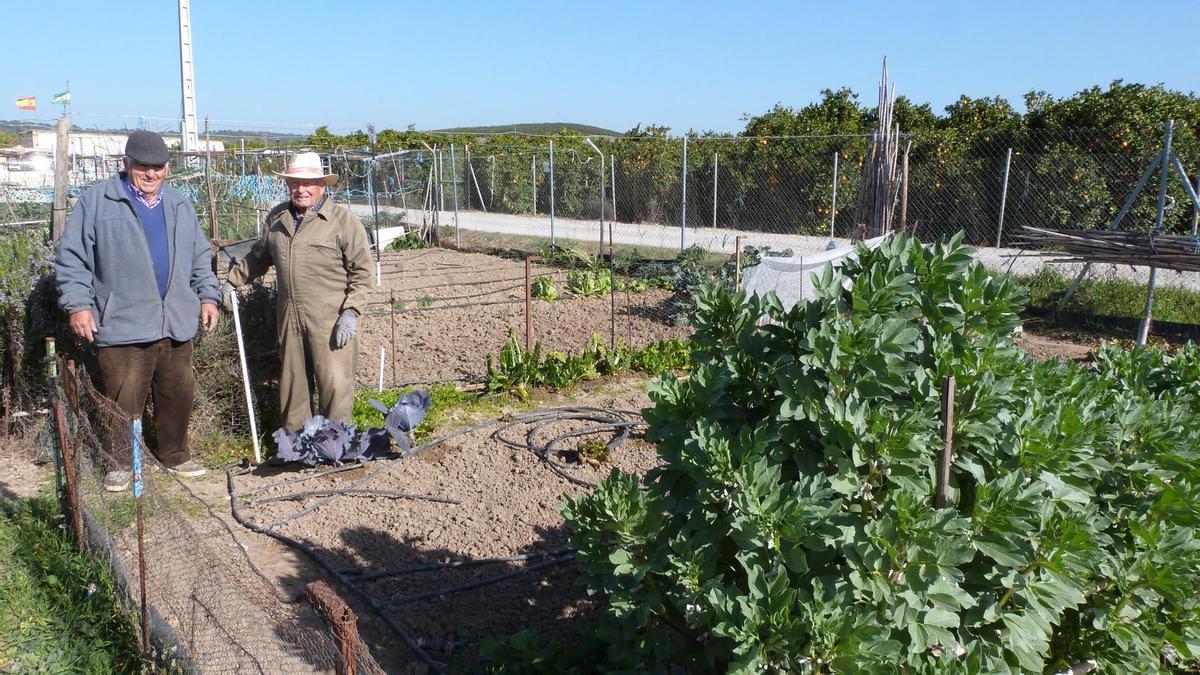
{"left": 124, "top": 131, "right": 170, "bottom": 165}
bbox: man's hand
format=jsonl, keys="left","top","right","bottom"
{"left": 201, "top": 303, "right": 220, "bottom": 332}
{"left": 68, "top": 309, "right": 98, "bottom": 343}
{"left": 333, "top": 309, "right": 358, "bottom": 348}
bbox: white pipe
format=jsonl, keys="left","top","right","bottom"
{"left": 376, "top": 261, "right": 382, "bottom": 286}
{"left": 378, "top": 347, "right": 386, "bottom": 392}
{"left": 229, "top": 289, "right": 262, "bottom": 464}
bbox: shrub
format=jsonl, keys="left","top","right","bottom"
{"left": 559, "top": 233, "right": 1200, "bottom": 672}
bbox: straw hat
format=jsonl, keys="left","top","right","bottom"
{"left": 277, "top": 152, "right": 338, "bottom": 185}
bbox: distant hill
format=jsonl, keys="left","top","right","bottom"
{"left": 435, "top": 122, "right": 622, "bottom": 137}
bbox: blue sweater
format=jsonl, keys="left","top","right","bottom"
{"left": 124, "top": 182, "right": 170, "bottom": 299}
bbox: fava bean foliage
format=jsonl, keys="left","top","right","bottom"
{"left": 551, "top": 233, "right": 1200, "bottom": 673}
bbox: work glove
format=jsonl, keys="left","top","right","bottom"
{"left": 334, "top": 309, "right": 358, "bottom": 348}
{"left": 220, "top": 281, "right": 236, "bottom": 311}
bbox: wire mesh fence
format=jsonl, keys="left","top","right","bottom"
{"left": 32, "top": 356, "right": 387, "bottom": 673}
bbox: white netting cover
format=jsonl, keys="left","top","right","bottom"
{"left": 740, "top": 235, "right": 890, "bottom": 310}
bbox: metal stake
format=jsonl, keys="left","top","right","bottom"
{"left": 1138, "top": 120, "right": 1174, "bottom": 346}
{"left": 132, "top": 417, "right": 149, "bottom": 652}
{"left": 830, "top": 151, "right": 839, "bottom": 239}
{"left": 680, "top": 136, "right": 688, "bottom": 251}
{"left": 994, "top": 148, "right": 1013, "bottom": 247}
{"left": 712, "top": 153, "right": 719, "bottom": 229}
{"left": 229, "top": 289, "right": 262, "bottom": 464}
{"left": 450, "top": 144, "right": 460, "bottom": 248}
{"left": 549, "top": 141, "right": 556, "bottom": 245}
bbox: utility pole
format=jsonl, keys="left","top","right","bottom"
{"left": 177, "top": 0, "right": 199, "bottom": 154}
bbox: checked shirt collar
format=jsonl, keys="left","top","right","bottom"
{"left": 290, "top": 194, "right": 326, "bottom": 233}
{"left": 121, "top": 174, "right": 162, "bottom": 209}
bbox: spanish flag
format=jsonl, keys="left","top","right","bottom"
{"left": 16, "top": 96, "right": 36, "bottom": 111}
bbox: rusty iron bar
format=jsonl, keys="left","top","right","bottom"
{"left": 524, "top": 256, "right": 542, "bottom": 351}
{"left": 64, "top": 359, "right": 79, "bottom": 412}
{"left": 305, "top": 580, "right": 360, "bottom": 675}
{"left": 51, "top": 395, "right": 84, "bottom": 552}
{"left": 609, "top": 222, "right": 616, "bottom": 350}
{"left": 936, "top": 376, "right": 956, "bottom": 509}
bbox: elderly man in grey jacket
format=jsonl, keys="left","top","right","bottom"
{"left": 54, "top": 131, "right": 221, "bottom": 491}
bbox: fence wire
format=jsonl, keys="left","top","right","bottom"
{"left": 39, "top": 361, "right": 386, "bottom": 674}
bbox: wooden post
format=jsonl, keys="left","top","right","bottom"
{"left": 936, "top": 376, "right": 956, "bottom": 509}
{"left": 204, "top": 118, "right": 218, "bottom": 243}
{"left": 306, "top": 580, "right": 360, "bottom": 675}
{"left": 525, "top": 256, "right": 533, "bottom": 351}
{"left": 52, "top": 116, "right": 70, "bottom": 241}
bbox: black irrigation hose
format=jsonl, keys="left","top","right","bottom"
{"left": 341, "top": 549, "right": 572, "bottom": 582}
{"left": 251, "top": 488, "right": 461, "bottom": 508}
{"left": 386, "top": 554, "right": 576, "bottom": 608}
{"left": 491, "top": 408, "right": 646, "bottom": 489}
{"left": 226, "top": 464, "right": 447, "bottom": 674}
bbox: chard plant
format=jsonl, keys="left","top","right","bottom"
{"left": 560, "top": 233, "right": 1200, "bottom": 673}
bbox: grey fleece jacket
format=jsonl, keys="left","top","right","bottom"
{"left": 54, "top": 174, "right": 221, "bottom": 347}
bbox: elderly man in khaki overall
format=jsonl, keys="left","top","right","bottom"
{"left": 226, "top": 153, "right": 375, "bottom": 431}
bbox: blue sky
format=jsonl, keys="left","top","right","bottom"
{"left": 3, "top": 0, "right": 1197, "bottom": 135}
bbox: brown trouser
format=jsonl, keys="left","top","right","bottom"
{"left": 279, "top": 320, "right": 358, "bottom": 431}
{"left": 98, "top": 339, "right": 195, "bottom": 469}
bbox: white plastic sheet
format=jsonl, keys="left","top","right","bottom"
{"left": 740, "top": 235, "right": 890, "bottom": 311}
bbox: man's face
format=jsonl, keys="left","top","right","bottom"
{"left": 287, "top": 178, "right": 326, "bottom": 210}
{"left": 125, "top": 160, "right": 169, "bottom": 197}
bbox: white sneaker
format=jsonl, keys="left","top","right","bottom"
{"left": 166, "top": 460, "right": 207, "bottom": 478}
{"left": 103, "top": 470, "right": 132, "bottom": 493}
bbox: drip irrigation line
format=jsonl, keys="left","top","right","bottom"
{"left": 225, "top": 465, "right": 446, "bottom": 674}
{"left": 232, "top": 460, "right": 367, "bottom": 500}
{"left": 386, "top": 554, "right": 576, "bottom": 608}
{"left": 251, "top": 488, "right": 461, "bottom": 508}
{"left": 365, "top": 270, "right": 565, "bottom": 298}
{"left": 492, "top": 410, "right": 645, "bottom": 489}
{"left": 254, "top": 415, "right": 510, "bottom": 529}
{"left": 342, "top": 549, "right": 573, "bottom": 582}
{"left": 363, "top": 298, "right": 523, "bottom": 318}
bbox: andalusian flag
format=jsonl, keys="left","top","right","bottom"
{"left": 16, "top": 96, "right": 36, "bottom": 111}
{"left": 52, "top": 91, "right": 70, "bottom": 105}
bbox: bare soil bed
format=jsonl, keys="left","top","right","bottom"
{"left": 224, "top": 376, "right": 660, "bottom": 672}
{"left": 354, "top": 248, "right": 689, "bottom": 387}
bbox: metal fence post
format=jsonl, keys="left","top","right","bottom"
{"left": 549, "top": 140, "right": 556, "bottom": 246}
{"left": 1137, "top": 119, "right": 1174, "bottom": 346}
{"left": 450, "top": 144, "right": 460, "bottom": 248}
{"left": 830, "top": 151, "right": 839, "bottom": 239}
{"left": 994, "top": 148, "right": 1013, "bottom": 247}
{"left": 368, "top": 124, "right": 379, "bottom": 263}
{"left": 531, "top": 156, "right": 537, "bottom": 217}
{"left": 680, "top": 136, "right": 688, "bottom": 251}
{"left": 611, "top": 157, "right": 618, "bottom": 222}
{"left": 712, "top": 153, "right": 718, "bottom": 229}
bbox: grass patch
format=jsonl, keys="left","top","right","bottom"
{"left": 1020, "top": 267, "right": 1200, "bottom": 326}
{"left": 0, "top": 494, "right": 142, "bottom": 672}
